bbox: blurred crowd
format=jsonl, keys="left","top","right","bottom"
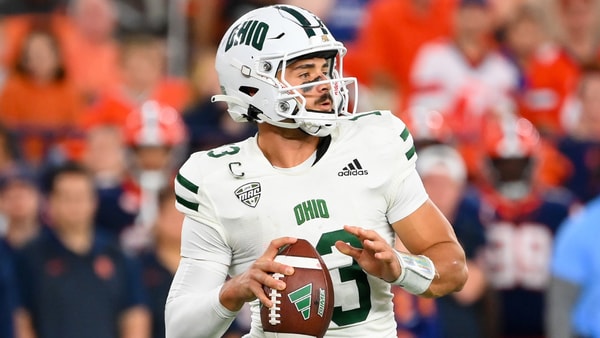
{"left": 0, "top": 0, "right": 599, "bottom": 337}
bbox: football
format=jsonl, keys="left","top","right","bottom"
{"left": 261, "top": 239, "right": 334, "bottom": 338}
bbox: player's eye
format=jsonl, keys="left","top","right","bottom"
{"left": 299, "top": 72, "right": 310, "bottom": 79}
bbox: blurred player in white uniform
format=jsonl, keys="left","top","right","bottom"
{"left": 166, "top": 5, "right": 468, "bottom": 338}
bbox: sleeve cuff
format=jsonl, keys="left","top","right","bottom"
{"left": 211, "top": 285, "right": 241, "bottom": 319}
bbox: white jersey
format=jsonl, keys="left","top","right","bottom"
{"left": 408, "top": 39, "right": 518, "bottom": 117}
{"left": 174, "top": 110, "right": 428, "bottom": 337}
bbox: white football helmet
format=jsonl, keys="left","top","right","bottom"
{"left": 212, "top": 5, "right": 358, "bottom": 137}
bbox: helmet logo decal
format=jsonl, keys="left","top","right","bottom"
{"left": 225, "top": 20, "right": 269, "bottom": 52}
{"left": 235, "top": 182, "right": 261, "bottom": 208}
{"left": 276, "top": 5, "right": 329, "bottom": 37}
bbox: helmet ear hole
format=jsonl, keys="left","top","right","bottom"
{"left": 239, "top": 86, "right": 258, "bottom": 97}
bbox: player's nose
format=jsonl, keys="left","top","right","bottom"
{"left": 315, "top": 75, "right": 330, "bottom": 92}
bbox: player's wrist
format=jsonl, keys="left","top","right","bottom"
{"left": 218, "top": 280, "right": 246, "bottom": 312}
{"left": 389, "top": 250, "right": 437, "bottom": 295}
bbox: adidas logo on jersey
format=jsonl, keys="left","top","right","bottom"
{"left": 338, "top": 159, "right": 368, "bottom": 176}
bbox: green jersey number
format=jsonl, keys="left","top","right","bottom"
{"left": 207, "top": 145, "right": 240, "bottom": 158}
{"left": 316, "top": 230, "right": 371, "bottom": 326}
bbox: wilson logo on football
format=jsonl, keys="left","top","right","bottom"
{"left": 235, "top": 182, "right": 261, "bottom": 207}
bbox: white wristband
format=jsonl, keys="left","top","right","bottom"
{"left": 390, "top": 250, "right": 436, "bottom": 295}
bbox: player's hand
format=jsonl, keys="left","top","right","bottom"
{"left": 219, "top": 237, "right": 297, "bottom": 311}
{"left": 335, "top": 225, "right": 402, "bottom": 282}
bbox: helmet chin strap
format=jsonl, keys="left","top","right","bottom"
{"left": 299, "top": 121, "right": 334, "bottom": 137}
{"left": 297, "top": 107, "right": 337, "bottom": 137}
{"left": 258, "top": 112, "right": 333, "bottom": 137}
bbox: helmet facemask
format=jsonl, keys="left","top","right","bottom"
{"left": 483, "top": 115, "right": 540, "bottom": 200}
{"left": 270, "top": 51, "right": 357, "bottom": 136}
{"left": 488, "top": 156, "right": 535, "bottom": 200}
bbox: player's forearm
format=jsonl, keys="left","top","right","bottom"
{"left": 419, "top": 241, "right": 468, "bottom": 298}
{"left": 165, "top": 257, "right": 239, "bottom": 337}
{"left": 165, "top": 286, "right": 238, "bottom": 338}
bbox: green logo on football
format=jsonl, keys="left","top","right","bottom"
{"left": 288, "top": 283, "right": 313, "bottom": 320}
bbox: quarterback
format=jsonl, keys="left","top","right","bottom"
{"left": 165, "top": 5, "right": 467, "bottom": 338}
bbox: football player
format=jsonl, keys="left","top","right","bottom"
{"left": 166, "top": 5, "right": 467, "bottom": 337}
{"left": 478, "top": 114, "right": 578, "bottom": 337}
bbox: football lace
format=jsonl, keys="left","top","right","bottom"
{"left": 268, "top": 273, "right": 284, "bottom": 325}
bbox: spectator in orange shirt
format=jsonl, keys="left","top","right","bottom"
{"left": 503, "top": 3, "right": 579, "bottom": 140}
{"left": 0, "top": 26, "right": 84, "bottom": 169}
{"left": 0, "top": 0, "right": 121, "bottom": 103}
{"left": 82, "top": 33, "right": 191, "bottom": 130}
{"left": 0, "top": 14, "right": 58, "bottom": 79}
{"left": 60, "top": 0, "right": 120, "bottom": 102}
{"left": 344, "top": 0, "right": 457, "bottom": 112}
